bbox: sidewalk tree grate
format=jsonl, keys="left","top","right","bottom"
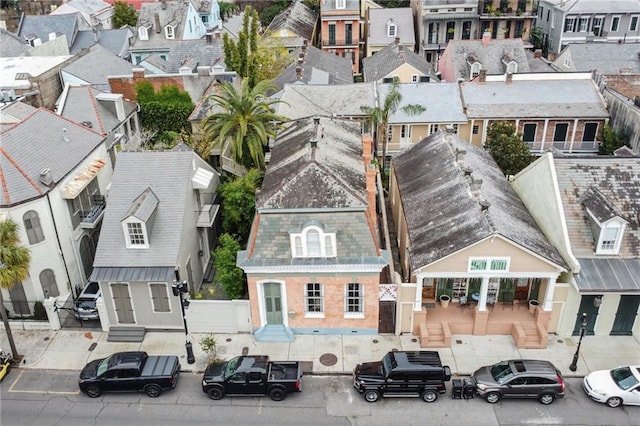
{"left": 319, "top": 353, "right": 337, "bottom": 367}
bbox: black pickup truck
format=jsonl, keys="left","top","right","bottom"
{"left": 79, "top": 351, "right": 180, "bottom": 398}
{"left": 353, "top": 351, "right": 451, "bottom": 403}
{"left": 202, "top": 355, "right": 302, "bottom": 401}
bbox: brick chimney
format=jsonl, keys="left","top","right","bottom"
{"left": 534, "top": 49, "right": 542, "bottom": 58}
{"left": 482, "top": 31, "right": 491, "bottom": 47}
{"left": 506, "top": 72, "right": 513, "bottom": 84}
{"left": 155, "top": 13, "right": 161, "bottom": 33}
{"left": 366, "top": 164, "right": 377, "bottom": 226}
{"left": 478, "top": 69, "right": 487, "bottom": 84}
{"left": 295, "top": 65, "right": 302, "bottom": 79}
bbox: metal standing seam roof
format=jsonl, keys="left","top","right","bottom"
{"left": 575, "top": 258, "right": 640, "bottom": 292}
{"left": 393, "top": 131, "right": 568, "bottom": 271}
{"left": 275, "top": 83, "right": 376, "bottom": 120}
{"left": 379, "top": 82, "right": 468, "bottom": 124}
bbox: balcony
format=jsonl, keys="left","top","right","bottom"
{"left": 197, "top": 203, "right": 220, "bottom": 228}
{"left": 79, "top": 196, "right": 106, "bottom": 229}
{"left": 321, "top": 38, "right": 359, "bottom": 48}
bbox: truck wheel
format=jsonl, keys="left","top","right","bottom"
{"left": 486, "top": 392, "right": 500, "bottom": 404}
{"left": 85, "top": 386, "right": 102, "bottom": 398}
{"left": 269, "top": 387, "right": 287, "bottom": 401}
{"left": 364, "top": 389, "right": 380, "bottom": 403}
{"left": 422, "top": 390, "right": 438, "bottom": 403}
{"left": 207, "top": 386, "right": 225, "bottom": 400}
{"left": 145, "top": 384, "right": 162, "bottom": 398}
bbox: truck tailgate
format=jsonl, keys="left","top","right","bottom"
{"left": 142, "top": 356, "right": 180, "bottom": 377}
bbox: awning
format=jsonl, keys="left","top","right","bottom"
{"left": 91, "top": 267, "right": 176, "bottom": 282}
{"left": 61, "top": 158, "right": 107, "bottom": 199}
{"left": 575, "top": 258, "right": 640, "bottom": 292}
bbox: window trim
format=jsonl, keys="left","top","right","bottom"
{"left": 344, "top": 282, "right": 364, "bottom": 318}
{"left": 123, "top": 219, "right": 149, "bottom": 248}
{"left": 468, "top": 257, "right": 511, "bottom": 273}
{"left": 630, "top": 15, "right": 639, "bottom": 32}
{"left": 165, "top": 24, "right": 175, "bottom": 39}
{"left": 290, "top": 225, "right": 337, "bottom": 258}
{"left": 611, "top": 16, "right": 621, "bottom": 32}
{"left": 335, "top": 0, "right": 346, "bottom": 10}
{"left": 595, "top": 219, "right": 626, "bottom": 255}
{"left": 23, "top": 210, "right": 45, "bottom": 245}
{"left": 304, "top": 282, "right": 325, "bottom": 318}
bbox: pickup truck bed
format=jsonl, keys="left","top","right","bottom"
{"left": 268, "top": 362, "right": 300, "bottom": 381}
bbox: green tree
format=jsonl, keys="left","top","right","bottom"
{"left": 223, "top": 6, "right": 263, "bottom": 88}
{"left": 530, "top": 27, "right": 544, "bottom": 50}
{"left": 360, "top": 80, "right": 426, "bottom": 166}
{"left": 202, "top": 79, "right": 286, "bottom": 170}
{"left": 113, "top": 1, "right": 138, "bottom": 28}
{"left": 259, "top": 1, "right": 289, "bottom": 27}
{"left": 219, "top": 1, "right": 239, "bottom": 19}
{"left": 217, "top": 169, "right": 262, "bottom": 242}
{"left": 599, "top": 123, "right": 629, "bottom": 155}
{"left": 213, "top": 233, "right": 246, "bottom": 299}
{"left": 484, "top": 121, "right": 533, "bottom": 176}
{"left": 135, "top": 82, "right": 194, "bottom": 147}
{"left": 0, "top": 219, "right": 31, "bottom": 359}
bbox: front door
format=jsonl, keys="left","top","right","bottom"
{"left": 573, "top": 295, "right": 600, "bottom": 336}
{"left": 611, "top": 295, "right": 640, "bottom": 336}
{"left": 111, "top": 283, "right": 135, "bottom": 324}
{"left": 263, "top": 282, "right": 282, "bottom": 325}
{"left": 422, "top": 278, "right": 435, "bottom": 301}
{"left": 378, "top": 301, "right": 395, "bottom": 333}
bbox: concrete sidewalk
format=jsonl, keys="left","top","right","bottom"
{"left": 2, "top": 328, "right": 639, "bottom": 377}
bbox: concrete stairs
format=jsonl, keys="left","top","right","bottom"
{"left": 254, "top": 325, "right": 294, "bottom": 342}
{"left": 419, "top": 322, "right": 451, "bottom": 348}
{"left": 512, "top": 322, "right": 547, "bottom": 348}
{"left": 107, "top": 326, "right": 146, "bottom": 342}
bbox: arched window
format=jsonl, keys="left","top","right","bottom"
{"left": 39, "top": 269, "right": 59, "bottom": 297}
{"left": 290, "top": 224, "right": 337, "bottom": 258}
{"left": 23, "top": 210, "right": 44, "bottom": 244}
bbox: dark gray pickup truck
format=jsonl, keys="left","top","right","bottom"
{"left": 79, "top": 351, "right": 180, "bottom": 398}
{"left": 202, "top": 355, "right": 302, "bottom": 401}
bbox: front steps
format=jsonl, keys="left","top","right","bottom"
{"left": 254, "top": 325, "right": 295, "bottom": 342}
{"left": 419, "top": 322, "right": 451, "bottom": 348}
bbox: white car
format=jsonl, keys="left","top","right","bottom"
{"left": 583, "top": 366, "right": 640, "bottom": 408}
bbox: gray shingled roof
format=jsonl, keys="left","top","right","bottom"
{"left": 275, "top": 83, "right": 376, "bottom": 120}
{"left": 0, "top": 108, "right": 105, "bottom": 207}
{"left": 134, "top": 0, "right": 190, "bottom": 45}
{"left": 93, "top": 150, "right": 215, "bottom": 268}
{"left": 265, "top": 0, "right": 317, "bottom": 42}
{"left": 271, "top": 45, "right": 353, "bottom": 91}
{"left": 62, "top": 44, "right": 134, "bottom": 91}
{"left": 16, "top": 13, "right": 88, "bottom": 48}
{"left": 0, "top": 29, "right": 29, "bottom": 57}
{"left": 552, "top": 0, "right": 640, "bottom": 13}
{"left": 258, "top": 117, "right": 366, "bottom": 209}
{"left": 461, "top": 78, "right": 609, "bottom": 118}
{"left": 445, "top": 38, "right": 530, "bottom": 81}
{"left": 553, "top": 43, "right": 640, "bottom": 73}
{"left": 136, "top": 38, "right": 224, "bottom": 74}
{"left": 70, "top": 28, "right": 134, "bottom": 58}
{"left": 367, "top": 8, "right": 414, "bottom": 48}
{"left": 393, "top": 131, "right": 567, "bottom": 270}
{"left": 57, "top": 85, "right": 137, "bottom": 134}
{"left": 379, "top": 82, "right": 467, "bottom": 124}
{"left": 320, "top": 0, "right": 360, "bottom": 13}
{"left": 362, "top": 40, "right": 432, "bottom": 82}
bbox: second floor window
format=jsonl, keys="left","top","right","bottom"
{"left": 611, "top": 16, "right": 620, "bottom": 32}
{"left": 345, "top": 23, "right": 352, "bottom": 44}
{"left": 336, "top": 0, "right": 345, "bottom": 9}
{"left": 291, "top": 225, "right": 336, "bottom": 258}
{"left": 328, "top": 23, "right": 336, "bottom": 45}
{"left": 23, "top": 210, "right": 44, "bottom": 244}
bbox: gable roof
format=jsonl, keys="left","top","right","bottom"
{"left": 271, "top": 45, "right": 353, "bottom": 91}
{"left": 0, "top": 29, "right": 29, "bottom": 57}
{"left": 553, "top": 43, "right": 640, "bottom": 74}
{"left": 549, "top": 0, "right": 640, "bottom": 13}
{"left": 367, "top": 8, "right": 414, "bottom": 47}
{"left": 379, "top": 82, "right": 467, "bottom": 124}
{"left": 134, "top": 0, "right": 201, "bottom": 46}
{"left": 0, "top": 107, "right": 104, "bottom": 207}
{"left": 16, "top": 13, "right": 89, "bottom": 49}
{"left": 460, "top": 76, "right": 609, "bottom": 118}
{"left": 70, "top": 28, "right": 134, "bottom": 57}
{"left": 58, "top": 0, "right": 111, "bottom": 15}
{"left": 444, "top": 38, "right": 530, "bottom": 81}
{"left": 92, "top": 150, "right": 217, "bottom": 268}
{"left": 265, "top": 0, "right": 317, "bottom": 42}
{"left": 275, "top": 83, "right": 376, "bottom": 120}
{"left": 258, "top": 117, "right": 366, "bottom": 209}
{"left": 393, "top": 131, "right": 567, "bottom": 270}
{"left": 362, "top": 40, "right": 432, "bottom": 82}
{"left": 62, "top": 44, "right": 134, "bottom": 91}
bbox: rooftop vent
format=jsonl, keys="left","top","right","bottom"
{"left": 82, "top": 121, "right": 93, "bottom": 128}
{"left": 40, "top": 169, "right": 53, "bottom": 187}
{"left": 479, "top": 200, "right": 491, "bottom": 212}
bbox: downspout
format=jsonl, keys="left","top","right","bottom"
{"left": 46, "top": 193, "right": 74, "bottom": 299}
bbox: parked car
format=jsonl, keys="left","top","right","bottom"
{"left": 472, "top": 359, "right": 565, "bottom": 405}
{"left": 202, "top": 355, "right": 303, "bottom": 401}
{"left": 353, "top": 351, "right": 451, "bottom": 403}
{"left": 79, "top": 351, "right": 180, "bottom": 398}
{"left": 73, "top": 281, "right": 101, "bottom": 320}
{"left": 583, "top": 365, "right": 640, "bottom": 407}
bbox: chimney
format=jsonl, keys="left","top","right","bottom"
{"left": 463, "top": 166, "right": 472, "bottom": 177}
{"left": 92, "top": 28, "right": 99, "bottom": 42}
{"left": 133, "top": 67, "right": 145, "bottom": 81}
{"left": 302, "top": 39, "right": 308, "bottom": 52}
{"left": 534, "top": 49, "right": 542, "bottom": 58}
{"left": 482, "top": 31, "right": 491, "bottom": 47}
{"left": 295, "top": 65, "right": 302, "bottom": 79}
{"left": 398, "top": 44, "right": 403, "bottom": 52}
{"left": 506, "top": 72, "right": 513, "bottom": 84}
{"left": 455, "top": 148, "right": 467, "bottom": 163}
{"left": 366, "top": 164, "right": 377, "bottom": 226}
{"left": 161, "top": 0, "right": 166, "bottom": 10}
{"left": 395, "top": 36, "right": 400, "bottom": 45}
{"left": 155, "top": 13, "right": 161, "bottom": 33}
{"left": 206, "top": 32, "right": 213, "bottom": 43}
{"left": 310, "top": 115, "right": 320, "bottom": 153}
{"left": 362, "top": 134, "right": 373, "bottom": 166}
{"left": 478, "top": 69, "right": 487, "bottom": 84}
{"left": 298, "top": 52, "right": 304, "bottom": 63}
{"left": 40, "top": 169, "right": 53, "bottom": 187}
{"left": 470, "top": 176, "right": 483, "bottom": 192}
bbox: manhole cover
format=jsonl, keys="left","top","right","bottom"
{"left": 319, "top": 353, "right": 337, "bottom": 366}
{"left": 226, "top": 338, "right": 232, "bottom": 342}
{"left": 411, "top": 338, "right": 417, "bottom": 343}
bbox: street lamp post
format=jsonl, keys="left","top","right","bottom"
{"left": 569, "top": 312, "right": 588, "bottom": 372}
{"left": 172, "top": 281, "right": 195, "bottom": 364}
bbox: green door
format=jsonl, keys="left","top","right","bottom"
{"left": 611, "top": 296, "right": 640, "bottom": 336}
{"left": 573, "top": 295, "right": 600, "bottom": 336}
{"left": 263, "top": 282, "right": 283, "bottom": 325}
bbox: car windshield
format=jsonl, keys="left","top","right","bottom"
{"left": 610, "top": 367, "right": 639, "bottom": 391}
{"left": 224, "top": 357, "right": 239, "bottom": 379}
{"left": 382, "top": 353, "right": 393, "bottom": 376}
{"left": 96, "top": 355, "right": 113, "bottom": 377}
{"left": 490, "top": 361, "right": 514, "bottom": 384}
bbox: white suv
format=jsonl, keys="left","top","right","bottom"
{"left": 73, "top": 281, "right": 101, "bottom": 320}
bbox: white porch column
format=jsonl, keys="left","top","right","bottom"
{"left": 478, "top": 277, "right": 489, "bottom": 311}
{"left": 543, "top": 276, "right": 557, "bottom": 311}
{"left": 415, "top": 277, "right": 423, "bottom": 310}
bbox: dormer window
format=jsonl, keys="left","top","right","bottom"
{"left": 138, "top": 25, "right": 151, "bottom": 41}
{"left": 122, "top": 187, "right": 158, "bottom": 249}
{"left": 165, "top": 24, "right": 175, "bottom": 39}
{"left": 336, "top": 0, "right": 346, "bottom": 9}
{"left": 470, "top": 63, "right": 481, "bottom": 78}
{"left": 290, "top": 223, "right": 337, "bottom": 258}
{"left": 582, "top": 187, "right": 627, "bottom": 255}
{"left": 506, "top": 61, "right": 518, "bottom": 74}
{"left": 387, "top": 19, "right": 397, "bottom": 37}
{"left": 596, "top": 220, "right": 625, "bottom": 254}
{"left": 124, "top": 220, "right": 149, "bottom": 248}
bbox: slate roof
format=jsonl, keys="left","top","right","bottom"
{"left": 0, "top": 102, "right": 38, "bottom": 131}
{"left": 92, "top": 150, "right": 215, "bottom": 268}
{"left": 275, "top": 83, "right": 376, "bottom": 120}
{"left": 444, "top": 38, "right": 530, "bottom": 81}
{"left": 62, "top": 44, "right": 134, "bottom": 91}
{"left": 321, "top": 0, "right": 360, "bottom": 13}
{"left": 265, "top": 0, "right": 317, "bottom": 42}
{"left": 0, "top": 107, "right": 105, "bottom": 207}
{"left": 16, "top": 13, "right": 89, "bottom": 49}
{"left": 59, "top": 0, "right": 111, "bottom": 15}
{"left": 57, "top": 85, "right": 137, "bottom": 135}
{"left": 362, "top": 40, "right": 432, "bottom": 82}
{"left": 379, "top": 82, "right": 467, "bottom": 124}
{"left": 271, "top": 45, "right": 353, "bottom": 92}
{"left": 550, "top": 0, "right": 640, "bottom": 13}
{"left": 133, "top": 0, "right": 199, "bottom": 47}
{"left": 367, "top": 8, "right": 414, "bottom": 48}
{"left": 393, "top": 131, "right": 567, "bottom": 270}
{"left": 137, "top": 38, "right": 224, "bottom": 74}
{"left": 0, "top": 29, "right": 29, "bottom": 57}
{"left": 553, "top": 43, "right": 640, "bottom": 73}
{"left": 70, "top": 28, "right": 134, "bottom": 57}
{"left": 460, "top": 78, "right": 609, "bottom": 119}
{"left": 258, "top": 117, "right": 366, "bottom": 209}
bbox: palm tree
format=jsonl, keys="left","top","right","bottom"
{"left": 202, "top": 79, "right": 287, "bottom": 171}
{"left": 0, "top": 219, "right": 31, "bottom": 359}
{"left": 360, "top": 80, "right": 426, "bottom": 167}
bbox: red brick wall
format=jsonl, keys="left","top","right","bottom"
{"left": 108, "top": 70, "right": 187, "bottom": 102}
